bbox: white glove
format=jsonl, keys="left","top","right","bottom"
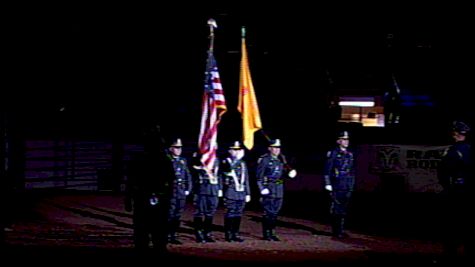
{"left": 236, "top": 149, "right": 245, "bottom": 160}
{"left": 260, "top": 188, "right": 270, "bottom": 195}
{"left": 288, "top": 169, "right": 297, "bottom": 178}
{"left": 245, "top": 195, "right": 251, "bottom": 203}
{"left": 218, "top": 190, "right": 223, "bottom": 197}
{"left": 325, "top": 185, "right": 333, "bottom": 192}
{"left": 185, "top": 191, "right": 190, "bottom": 196}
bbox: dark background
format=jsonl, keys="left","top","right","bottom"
{"left": 3, "top": 2, "right": 474, "bottom": 147}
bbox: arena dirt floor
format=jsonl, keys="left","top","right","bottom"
{"left": 1, "top": 193, "right": 468, "bottom": 266}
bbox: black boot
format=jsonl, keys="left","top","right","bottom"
{"left": 332, "top": 216, "right": 345, "bottom": 238}
{"left": 151, "top": 226, "right": 168, "bottom": 253}
{"left": 331, "top": 216, "right": 339, "bottom": 238}
{"left": 203, "top": 216, "right": 216, "bottom": 242}
{"left": 224, "top": 217, "right": 233, "bottom": 242}
{"left": 262, "top": 217, "right": 272, "bottom": 241}
{"left": 194, "top": 217, "right": 206, "bottom": 243}
{"left": 339, "top": 217, "right": 348, "bottom": 238}
{"left": 231, "top": 217, "right": 244, "bottom": 242}
{"left": 168, "top": 219, "right": 182, "bottom": 245}
{"left": 269, "top": 217, "right": 280, "bottom": 241}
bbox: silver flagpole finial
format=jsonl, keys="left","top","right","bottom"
{"left": 207, "top": 18, "right": 217, "bottom": 28}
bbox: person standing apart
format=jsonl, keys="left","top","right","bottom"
{"left": 324, "top": 131, "right": 355, "bottom": 238}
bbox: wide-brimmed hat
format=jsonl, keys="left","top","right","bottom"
{"left": 269, "top": 139, "right": 281, "bottom": 147}
{"left": 452, "top": 121, "right": 470, "bottom": 135}
{"left": 338, "top": 131, "right": 350, "bottom": 139}
{"left": 229, "top": 141, "right": 242, "bottom": 150}
{"left": 170, "top": 138, "right": 183, "bottom": 147}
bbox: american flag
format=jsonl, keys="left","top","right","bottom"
{"left": 198, "top": 51, "right": 227, "bottom": 173}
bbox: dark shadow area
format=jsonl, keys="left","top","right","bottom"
{"left": 75, "top": 203, "right": 133, "bottom": 219}
{"left": 281, "top": 191, "right": 444, "bottom": 241}
{"left": 44, "top": 201, "right": 132, "bottom": 229}
{"left": 247, "top": 214, "right": 331, "bottom": 237}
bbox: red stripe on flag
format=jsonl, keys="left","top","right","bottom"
{"left": 198, "top": 53, "right": 226, "bottom": 173}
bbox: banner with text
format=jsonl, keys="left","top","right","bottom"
{"left": 364, "top": 144, "right": 449, "bottom": 192}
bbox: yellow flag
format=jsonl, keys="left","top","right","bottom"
{"left": 238, "top": 28, "right": 262, "bottom": 150}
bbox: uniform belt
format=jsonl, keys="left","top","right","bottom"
{"left": 267, "top": 178, "right": 283, "bottom": 184}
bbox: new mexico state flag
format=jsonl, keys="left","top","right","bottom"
{"left": 238, "top": 27, "right": 262, "bottom": 150}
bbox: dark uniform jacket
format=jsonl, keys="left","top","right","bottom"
{"left": 257, "top": 153, "right": 287, "bottom": 198}
{"left": 324, "top": 148, "right": 355, "bottom": 192}
{"left": 438, "top": 141, "right": 471, "bottom": 192}
{"left": 126, "top": 152, "right": 174, "bottom": 210}
{"left": 168, "top": 155, "right": 192, "bottom": 200}
{"left": 193, "top": 159, "right": 222, "bottom": 196}
{"left": 220, "top": 157, "right": 250, "bottom": 200}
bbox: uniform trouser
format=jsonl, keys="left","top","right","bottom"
{"left": 193, "top": 194, "right": 219, "bottom": 218}
{"left": 193, "top": 194, "right": 219, "bottom": 241}
{"left": 168, "top": 196, "right": 186, "bottom": 220}
{"left": 133, "top": 204, "right": 168, "bottom": 251}
{"left": 168, "top": 197, "right": 186, "bottom": 239}
{"left": 224, "top": 198, "right": 246, "bottom": 241}
{"left": 330, "top": 191, "right": 352, "bottom": 236}
{"left": 224, "top": 198, "right": 246, "bottom": 218}
{"left": 261, "top": 196, "right": 283, "bottom": 219}
{"left": 261, "top": 196, "right": 283, "bottom": 238}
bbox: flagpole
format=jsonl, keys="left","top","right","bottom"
{"left": 197, "top": 18, "right": 225, "bottom": 180}
{"left": 198, "top": 18, "right": 218, "bottom": 159}
{"left": 202, "top": 19, "right": 217, "bottom": 96}
{"left": 259, "top": 129, "right": 271, "bottom": 142}
{"left": 207, "top": 18, "right": 217, "bottom": 53}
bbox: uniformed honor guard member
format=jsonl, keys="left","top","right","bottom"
{"left": 165, "top": 138, "right": 192, "bottom": 245}
{"left": 257, "top": 139, "right": 297, "bottom": 241}
{"left": 324, "top": 131, "right": 355, "bottom": 238}
{"left": 438, "top": 121, "right": 472, "bottom": 260}
{"left": 220, "top": 141, "right": 251, "bottom": 242}
{"left": 191, "top": 152, "right": 222, "bottom": 243}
